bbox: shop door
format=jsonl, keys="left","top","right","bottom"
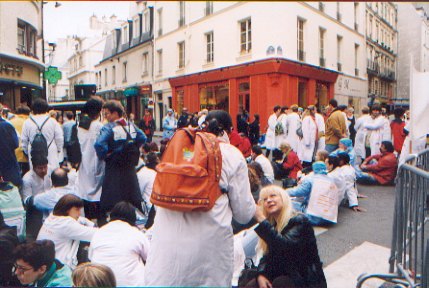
{"left": 298, "top": 79, "right": 308, "bottom": 108}
{"left": 238, "top": 81, "right": 250, "bottom": 113}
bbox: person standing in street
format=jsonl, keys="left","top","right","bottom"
{"left": 21, "top": 99, "right": 64, "bottom": 170}
{"left": 325, "top": 99, "right": 347, "bottom": 153}
{"left": 390, "top": 108, "right": 406, "bottom": 155}
{"left": 94, "top": 100, "right": 146, "bottom": 220}
{"left": 9, "top": 105, "right": 31, "bottom": 176}
{"left": 249, "top": 114, "right": 260, "bottom": 145}
{"left": 76, "top": 98, "right": 105, "bottom": 222}
{"left": 139, "top": 109, "right": 156, "bottom": 143}
{"left": 177, "top": 107, "right": 190, "bottom": 129}
{"left": 162, "top": 108, "right": 177, "bottom": 140}
{"left": 0, "top": 103, "right": 22, "bottom": 188}
{"left": 354, "top": 106, "right": 371, "bottom": 162}
{"left": 264, "top": 105, "right": 282, "bottom": 158}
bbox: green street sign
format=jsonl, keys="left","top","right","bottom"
{"left": 44, "top": 66, "right": 62, "bottom": 85}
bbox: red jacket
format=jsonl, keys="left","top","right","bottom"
{"left": 365, "top": 152, "right": 398, "bottom": 185}
{"left": 390, "top": 120, "right": 406, "bottom": 153}
{"left": 282, "top": 150, "right": 302, "bottom": 179}
{"left": 229, "top": 130, "right": 252, "bottom": 157}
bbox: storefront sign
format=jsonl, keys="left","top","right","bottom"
{"left": 140, "top": 85, "right": 151, "bottom": 94}
{"left": 44, "top": 66, "right": 62, "bottom": 85}
{"left": 0, "top": 62, "right": 23, "bottom": 76}
{"left": 335, "top": 75, "right": 367, "bottom": 98}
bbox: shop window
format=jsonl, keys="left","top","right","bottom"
{"left": 298, "top": 79, "right": 308, "bottom": 108}
{"left": 316, "top": 82, "right": 329, "bottom": 110}
{"left": 238, "top": 81, "right": 250, "bottom": 113}
{"left": 199, "top": 83, "right": 229, "bottom": 112}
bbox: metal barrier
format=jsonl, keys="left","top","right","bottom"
{"left": 357, "top": 149, "right": 429, "bottom": 287}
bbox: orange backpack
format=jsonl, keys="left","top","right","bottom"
{"left": 151, "top": 128, "right": 223, "bottom": 212}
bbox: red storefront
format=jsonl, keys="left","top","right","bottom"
{"left": 169, "top": 58, "right": 339, "bottom": 129}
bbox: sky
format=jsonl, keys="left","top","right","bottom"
{"left": 44, "top": 1, "right": 130, "bottom": 42}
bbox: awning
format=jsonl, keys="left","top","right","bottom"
{"left": 124, "top": 87, "right": 139, "bottom": 97}
{"left": 0, "top": 78, "right": 42, "bottom": 89}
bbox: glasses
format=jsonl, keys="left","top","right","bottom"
{"left": 12, "top": 264, "right": 33, "bottom": 273}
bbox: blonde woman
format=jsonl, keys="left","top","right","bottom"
{"left": 249, "top": 185, "right": 326, "bottom": 288}
{"left": 72, "top": 263, "right": 116, "bottom": 287}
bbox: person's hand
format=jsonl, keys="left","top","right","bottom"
{"left": 352, "top": 206, "right": 367, "bottom": 212}
{"left": 257, "top": 275, "right": 272, "bottom": 288}
{"left": 254, "top": 204, "right": 266, "bottom": 223}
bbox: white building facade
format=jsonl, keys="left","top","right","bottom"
{"left": 396, "top": 3, "right": 429, "bottom": 105}
{"left": 152, "top": 1, "right": 367, "bottom": 126}
{"left": 0, "top": 1, "right": 45, "bottom": 110}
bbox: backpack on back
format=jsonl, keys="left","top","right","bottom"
{"left": 66, "top": 123, "right": 82, "bottom": 165}
{"left": 29, "top": 116, "right": 51, "bottom": 158}
{"left": 119, "top": 124, "right": 141, "bottom": 167}
{"left": 151, "top": 128, "right": 223, "bottom": 212}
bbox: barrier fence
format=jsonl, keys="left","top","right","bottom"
{"left": 357, "top": 149, "right": 429, "bottom": 287}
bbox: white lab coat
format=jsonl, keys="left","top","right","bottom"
{"left": 21, "top": 114, "right": 64, "bottom": 170}
{"left": 328, "top": 168, "right": 345, "bottom": 205}
{"left": 37, "top": 214, "right": 96, "bottom": 269}
{"left": 339, "top": 165, "right": 358, "bottom": 207}
{"left": 263, "top": 113, "right": 277, "bottom": 150}
{"left": 20, "top": 168, "right": 53, "bottom": 202}
{"left": 354, "top": 114, "right": 371, "bottom": 159}
{"left": 89, "top": 220, "right": 150, "bottom": 287}
{"left": 33, "top": 186, "right": 76, "bottom": 219}
{"left": 144, "top": 134, "right": 256, "bottom": 287}
{"left": 286, "top": 112, "right": 301, "bottom": 152}
{"left": 382, "top": 117, "right": 392, "bottom": 141}
{"left": 137, "top": 166, "right": 157, "bottom": 210}
{"left": 363, "top": 116, "right": 385, "bottom": 156}
{"left": 254, "top": 154, "right": 274, "bottom": 183}
{"left": 276, "top": 113, "right": 288, "bottom": 147}
{"left": 315, "top": 113, "right": 325, "bottom": 152}
{"left": 298, "top": 116, "right": 318, "bottom": 163}
{"left": 76, "top": 121, "right": 105, "bottom": 202}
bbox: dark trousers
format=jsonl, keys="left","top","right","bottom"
{"left": 245, "top": 276, "right": 297, "bottom": 288}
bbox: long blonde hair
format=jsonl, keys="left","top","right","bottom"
{"left": 257, "top": 185, "right": 296, "bottom": 255}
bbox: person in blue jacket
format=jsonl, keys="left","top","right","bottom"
{"left": 330, "top": 137, "right": 357, "bottom": 167}
{"left": 286, "top": 161, "right": 338, "bottom": 225}
{"left": 0, "top": 103, "right": 22, "bottom": 187}
{"left": 94, "top": 100, "right": 146, "bottom": 220}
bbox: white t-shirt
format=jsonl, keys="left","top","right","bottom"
{"left": 137, "top": 167, "right": 157, "bottom": 210}
{"left": 255, "top": 154, "right": 275, "bottom": 183}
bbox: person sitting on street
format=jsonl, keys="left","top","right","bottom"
{"left": 247, "top": 185, "right": 326, "bottom": 288}
{"left": 37, "top": 194, "right": 97, "bottom": 269}
{"left": 230, "top": 129, "right": 252, "bottom": 159}
{"left": 0, "top": 211, "right": 20, "bottom": 287}
{"left": 28, "top": 168, "right": 76, "bottom": 219}
{"left": 330, "top": 138, "right": 357, "bottom": 167}
{"left": 279, "top": 142, "right": 302, "bottom": 180}
{"left": 286, "top": 161, "right": 339, "bottom": 226}
{"left": 72, "top": 263, "right": 116, "bottom": 288}
{"left": 356, "top": 141, "right": 398, "bottom": 185}
{"left": 13, "top": 239, "right": 72, "bottom": 287}
{"left": 89, "top": 202, "right": 150, "bottom": 287}
{"left": 251, "top": 145, "right": 274, "bottom": 186}
{"left": 327, "top": 155, "right": 345, "bottom": 206}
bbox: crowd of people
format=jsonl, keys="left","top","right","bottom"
{"left": 0, "top": 95, "right": 407, "bottom": 287}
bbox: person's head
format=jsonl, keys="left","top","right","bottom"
{"left": 327, "top": 156, "right": 340, "bottom": 171}
{"left": 281, "top": 106, "right": 289, "bottom": 114}
{"left": 380, "top": 141, "right": 394, "bottom": 153}
{"left": 32, "top": 155, "right": 49, "bottom": 179}
{"left": 31, "top": 98, "right": 49, "bottom": 115}
{"left": 307, "top": 105, "right": 316, "bottom": 116}
{"left": 129, "top": 113, "right": 135, "bottom": 121}
{"left": 329, "top": 99, "right": 338, "bottom": 109}
{"left": 249, "top": 161, "right": 264, "bottom": 180}
{"left": 253, "top": 114, "right": 260, "bottom": 122}
{"left": 290, "top": 104, "right": 299, "bottom": 113}
{"left": 109, "top": 201, "right": 136, "bottom": 226}
{"left": 279, "top": 142, "right": 291, "bottom": 153}
{"left": 13, "top": 240, "right": 55, "bottom": 285}
{"left": 144, "top": 109, "right": 152, "bottom": 117}
{"left": 167, "top": 108, "right": 174, "bottom": 116}
{"left": 145, "top": 152, "right": 160, "bottom": 170}
{"left": 347, "top": 107, "right": 354, "bottom": 117}
{"left": 53, "top": 194, "right": 84, "bottom": 220}
{"left": 339, "top": 138, "right": 353, "bottom": 151}
{"left": 338, "top": 151, "right": 350, "bottom": 166}
{"left": 182, "top": 107, "right": 188, "bottom": 115}
{"left": 51, "top": 168, "right": 68, "bottom": 188}
{"left": 251, "top": 145, "right": 263, "bottom": 160}
{"left": 338, "top": 104, "right": 347, "bottom": 112}
{"left": 312, "top": 161, "right": 328, "bottom": 175}
{"left": 315, "top": 150, "right": 329, "bottom": 162}
{"left": 72, "top": 263, "right": 116, "bottom": 288}
{"left": 370, "top": 104, "right": 382, "bottom": 118}
{"left": 361, "top": 106, "right": 370, "bottom": 115}
{"left": 393, "top": 107, "right": 405, "bottom": 120}
{"left": 83, "top": 98, "right": 103, "bottom": 120}
{"left": 273, "top": 105, "right": 281, "bottom": 116}
{"left": 103, "top": 100, "right": 124, "bottom": 122}
{"left": 65, "top": 111, "right": 74, "bottom": 121}
{"left": 16, "top": 105, "right": 31, "bottom": 115}
{"left": 247, "top": 164, "right": 261, "bottom": 200}
{"left": 205, "top": 110, "right": 233, "bottom": 136}
{"left": 258, "top": 186, "right": 296, "bottom": 254}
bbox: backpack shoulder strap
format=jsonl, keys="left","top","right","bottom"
{"left": 30, "top": 115, "right": 50, "bottom": 132}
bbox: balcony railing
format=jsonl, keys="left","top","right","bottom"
{"left": 337, "top": 62, "right": 342, "bottom": 71}
{"left": 319, "top": 57, "right": 326, "bottom": 67}
{"left": 298, "top": 50, "right": 305, "bottom": 61}
{"left": 367, "top": 59, "right": 379, "bottom": 74}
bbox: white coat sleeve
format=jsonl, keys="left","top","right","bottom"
{"left": 134, "top": 231, "right": 151, "bottom": 261}
{"left": 302, "top": 118, "right": 311, "bottom": 147}
{"left": 54, "top": 121, "right": 64, "bottom": 153}
{"left": 63, "top": 218, "right": 97, "bottom": 242}
{"left": 227, "top": 153, "right": 256, "bottom": 224}
{"left": 364, "top": 117, "right": 384, "bottom": 130}
{"left": 268, "top": 115, "right": 277, "bottom": 131}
